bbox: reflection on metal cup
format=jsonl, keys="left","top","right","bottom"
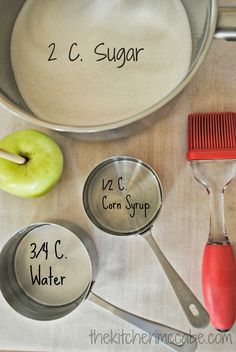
{"left": 0, "top": 223, "right": 92, "bottom": 320}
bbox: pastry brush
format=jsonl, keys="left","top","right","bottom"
{"left": 187, "top": 112, "right": 236, "bottom": 332}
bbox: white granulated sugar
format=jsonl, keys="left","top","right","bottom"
{"left": 11, "top": 0, "right": 192, "bottom": 127}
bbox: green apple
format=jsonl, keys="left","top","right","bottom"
{"left": 0, "top": 129, "right": 63, "bottom": 198}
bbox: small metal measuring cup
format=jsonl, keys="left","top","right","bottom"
{"left": 0, "top": 222, "right": 197, "bottom": 352}
{"left": 83, "top": 156, "right": 209, "bottom": 328}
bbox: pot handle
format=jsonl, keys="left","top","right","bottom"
{"left": 88, "top": 291, "right": 198, "bottom": 352}
{"left": 215, "top": 7, "right": 236, "bottom": 40}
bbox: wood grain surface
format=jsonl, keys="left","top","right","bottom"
{"left": 0, "top": 1, "right": 236, "bottom": 351}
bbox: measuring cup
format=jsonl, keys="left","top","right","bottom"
{"left": 83, "top": 156, "right": 209, "bottom": 328}
{"left": 0, "top": 222, "right": 197, "bottom": 352}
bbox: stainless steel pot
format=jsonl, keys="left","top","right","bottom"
{"left": 0, "top": 0, "right": 235, "bottom": 141}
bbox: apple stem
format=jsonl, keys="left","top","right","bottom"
{"left": 0, "top": 148, "right": 26, "bottom": 165}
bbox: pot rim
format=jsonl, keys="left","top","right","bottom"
{"left": 0, "top": 0, "right": 218, "bottom": 134}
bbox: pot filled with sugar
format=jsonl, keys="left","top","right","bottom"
{"left": 0, "top": 0, "right": 235, "bottom": 140}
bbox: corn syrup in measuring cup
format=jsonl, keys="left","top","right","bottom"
{"left": 83, "top": 157, "right": 162, "bottom": 235}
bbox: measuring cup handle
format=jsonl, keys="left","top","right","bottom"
{"left": 143, "top": 231, "right": 209, "bottom": 328}
{"left": 87, "top": 291, "right": 197, "bottom": 352}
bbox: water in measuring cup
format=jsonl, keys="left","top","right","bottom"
{"left": 14, "top": 225, "right": 92, "bottom": 306}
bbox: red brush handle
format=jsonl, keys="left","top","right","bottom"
{"left": 202, "top": 244, "right": 236, "bottom": 331}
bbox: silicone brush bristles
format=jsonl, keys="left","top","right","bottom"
{"left": 187, "top": 112, "right": 236, "bottom": 160}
